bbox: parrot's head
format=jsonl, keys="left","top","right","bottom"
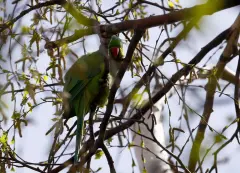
{"left": 108, "top": 35, "right": 124, "bottom": 61}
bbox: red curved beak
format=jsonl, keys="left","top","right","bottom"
{"left": 111, "top": 47, "right": 119, "bottom": 57}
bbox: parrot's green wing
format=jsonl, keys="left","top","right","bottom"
{"left": 64, "top": 52, "right": 104, "bottom": 102}
{"left": 63, "top": 50, "right": 105, "bottom": 163}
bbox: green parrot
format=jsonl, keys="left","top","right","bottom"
{"left": 63, "top": 35, "right": 124, "bottom": 164}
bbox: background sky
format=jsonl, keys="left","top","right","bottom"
{"left": 1, "top": 0, "right": 240, "bottom": 173}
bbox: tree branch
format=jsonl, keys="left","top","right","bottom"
{"left": 60, "top": 0, "right": 99, "bottom": 27}
{"left": 44, "top": 0, "right": 240, "bottom": 49}
{"left": 2, "top": 82, "right": 63, "bottom": 95}
{"left": 101, "top": 144, "right": 116, "bottom": 173}
{"left": 188, "top": 13, "right": 240, "bottom": 172}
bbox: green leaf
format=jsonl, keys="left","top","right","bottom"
{"left": 29, "top": 30, "right": 41, "bottom": 56}
{"left": 137, "top": 128, "right": 141, "bottom": 134}
{"left": 21, "top": 96, "right": 28, "bottom": 106}
{"left": 154, "top": 56, "right": 164, "bottom": 66}
{"left": 142, "top": 168, "right": 147, "bottom": 173}
{"left": 176, "top": 59, "right": 181, "bottom": 63}
{"left": 96, "top": 167, "right": 102, "bottom": 172}
{"left": 10, "top": 166, "right": 15, "bottom": 172}
{"left": 10, "top": 138, "right": 15, "bottom": 145}
{"left": 115, "top": 9, "right": 120, "bottom": 15}
{"left": 0, "top": 133, "right": 8, "bottom": 145}
{"left": 216, "top": 79, "right": 221, "bottom": 91}
{"left": 128, "top": 142, "right": 134, "bottom": 149}
{"left": 51, "top": 118, "right": 59, "bottom": 122}
{"left": 140, "top": 141, "right": 145, "bottom": 148}
{"left": 214, "top": 134, "right": 227, "bottom": 143}
{"left": 132, "top": 159, "right": 136, "bottom": 167}
{"left": 132, "top": 93, "right": 144, "bottom": 108}
{"left": 0, "top": 54, "right": 6, "bottom": 62}
{"left": 21, "top": 26, "right": 31, "bottom": 33}
{"left": 11, "top": 112, "right": 21, "bottom": 120}
{"left": 95, "top": 150, "right": 104, "bottom": 160}
{"left": 172, "top": 127, "right": 185, "bottom": 133}
{"left": 168, "top": 1, "right": 174, "bottom": 8}
{"left": 107, "top": 137, "right": 113, "bottom": 145}
{"left": 43, "top": 75, "right": 48, "bottom": 81}
{"left": 2, "top": 69, "right": 10, "bottom": 73}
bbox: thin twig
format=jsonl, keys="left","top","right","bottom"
{"left": 101, "top": 144, "right": 116, "bottom": 173}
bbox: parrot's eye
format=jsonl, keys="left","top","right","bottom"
{"left": 111, "top": 47, "right": 119, "bottom": 58}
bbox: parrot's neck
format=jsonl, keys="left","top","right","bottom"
{"left": 109, "top": 58, "right": 120, "bottom": 77}
{"left": 106, "top": 54, "right": 123, "bottom": 88}
{"left": 98, "top": 44, "right": 123, "bottom": 86}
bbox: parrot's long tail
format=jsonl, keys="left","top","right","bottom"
{"left": 74, "top": 93, "right": 87, "bottom": 165}
{"left": 74, "top": 114, "right": 84, "bottom": 164}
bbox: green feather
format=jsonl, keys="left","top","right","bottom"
{"left": 73, "top": 93, "right": 86, "bottom": 163}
